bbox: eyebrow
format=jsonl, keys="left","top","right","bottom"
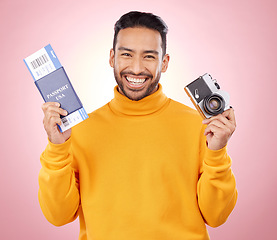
{"left": 144, "top": 50, "right": 159, "bottom": 55}
{"left": 118, "top": 47, "right": 133, "bottom": 52}
{"left": 118, "top": 47, "right": 159, "bottom": 55}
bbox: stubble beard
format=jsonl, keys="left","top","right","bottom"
{"left": 114, "top": 69, "right": 161, "bottom": 101}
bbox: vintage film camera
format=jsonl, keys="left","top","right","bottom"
{"left": 184, "top": 73, "right": 230, "bottom": 119}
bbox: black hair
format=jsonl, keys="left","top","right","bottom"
{"left": 113, "top": 11, "right": 168, "bottom": 56}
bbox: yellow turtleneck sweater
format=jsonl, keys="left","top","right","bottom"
{"left": 38, "top": 84, "right": 237, "bottom": 240}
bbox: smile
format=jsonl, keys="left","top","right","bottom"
{"left": 125, "top": 76, "right": 147, "bottom": 86}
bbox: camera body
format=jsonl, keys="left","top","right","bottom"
{"left": 184, "top": 73, "right": 230, "bottom": 119}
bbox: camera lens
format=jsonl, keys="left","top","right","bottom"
{"left": 203, "top": 94, "right": 225, "bottom": 115}
{"left": 209, "top": 99, "right": 220, "bottom": 110}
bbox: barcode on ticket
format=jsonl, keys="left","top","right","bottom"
{"left": 62, "top": 117, "right": 70, "bottom": 127}
{"left": 58, "top": 108, "right": 88, "bottom": 132}
{"left": 24, "top": 44, "right": 62, "bottom": 81}
{"left": 30, "top": 54, "right": 49, "bottom": 69}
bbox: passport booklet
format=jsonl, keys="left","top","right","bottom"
{"left": 24, "top": 44, "right": 88, "bottom": 132}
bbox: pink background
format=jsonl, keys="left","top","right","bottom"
{"left": 1, "top": 0, "right": 276, "bottom": 239}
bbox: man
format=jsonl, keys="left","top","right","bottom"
{"left": 39, "top": 11, "right": 237, "bottom": 240}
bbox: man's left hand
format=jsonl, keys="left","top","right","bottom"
{"left": 202, "top": 108, "right": 236, "bottom": 151}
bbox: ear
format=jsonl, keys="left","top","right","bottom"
{"left": 161, "top": 54, "right": 170, "bottom": 73}
{"left": 109, "top": 48, "right": 115, "bottom": 68}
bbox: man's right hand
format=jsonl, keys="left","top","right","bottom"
{"left": 42, "top": 102, "right": 72, "bottom": 144}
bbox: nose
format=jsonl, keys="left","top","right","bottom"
{"left": 130, "top": 56, "right": 145, "bottom": 75}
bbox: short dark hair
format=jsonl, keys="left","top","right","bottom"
{"left": 113, "top": 11, "right": 168, "bottom": 56}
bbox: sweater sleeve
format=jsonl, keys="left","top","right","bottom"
{"left": 197, "top": 145, "right": 238, "bottom": 228}
{"left": 38, "top": 138, "right": 80, "bottom": 226}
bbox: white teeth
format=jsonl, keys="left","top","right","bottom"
{"left": 126, "top": 76, "right": 146, "bottom": 84}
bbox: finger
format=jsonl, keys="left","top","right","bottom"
{"left": 203, "top": 113, "right": 228, "bottom": 125}
{"left": 205, "top": 115, "right": 235, "bottom": 137}
{"left": 206, "top": 119, "right": 226, "bottom": 131}
{"left": 213, "top": 114, "right": 235, "bottom": 130}
{"left": 58, "top": 108, "right": 68, "bottom": 116}
{"left": 44, "top": 111, "right": 62, "bottom": 125}
{"left": 45, "top": 109, "right": 61, "bottom": 121}
{"left": 204, "top": 120, "right": 227, "bottom": 136}
{"left": 222, "top": 108, "right": 236, "bottom": 126}
{"left": 50, "top": 116, "right": 62, "bottom": 126}
{"left": 203, "top": 109, "right": 236, "bottom": 127}
{"left": 41, "top": 102, "right": 60, "bottom": 112}
{"left": 204, "top": 124, "right": 222, "bottom": 136}
{"left": 204, "top": 124, "right": 233, "bottom": 142}
{"left": 222, "top": 108, "right": 236, "bottom": 133}
{"left": 43, "top": 115, "right": 62, "bottom": 132}
{"left": 42, "top": 102, "right": 67, "bottom": 116}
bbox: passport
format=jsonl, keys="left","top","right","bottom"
{"left": 24, "top": 44, "right": 88, "bottom": 132}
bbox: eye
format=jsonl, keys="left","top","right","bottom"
{"left": 145, "top": 55, "right": 156, "bottom": 59}
{"left": 121, "top": 53, "right": 131, "bottom": 57}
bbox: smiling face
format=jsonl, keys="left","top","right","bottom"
{"left": 109, "top": 27, "right": 170, "bottom": 101}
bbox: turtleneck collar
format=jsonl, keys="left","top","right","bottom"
{"left": 109, "top": 84, "right": 169, "bottom": 116}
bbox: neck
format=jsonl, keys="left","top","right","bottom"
{"left": 109, "top": 83, "right": 169, "bottom": 116}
